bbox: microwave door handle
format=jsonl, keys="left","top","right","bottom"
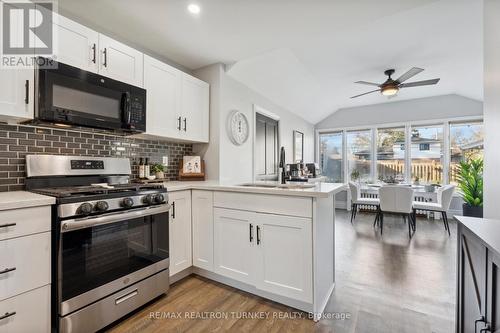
{"left": 121, "top": 92, "right": 131, "bottom": 125}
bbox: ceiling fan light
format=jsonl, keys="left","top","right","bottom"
{"left": 381, "top": 86, "right": 399, "bottom": 96}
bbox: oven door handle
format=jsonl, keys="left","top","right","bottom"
{"left": 61, "top": 204, "right": 171, "bottom": 233}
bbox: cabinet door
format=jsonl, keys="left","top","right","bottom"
{"left": 0, "top": 285, "right": 51, "bottom": 333}
{"left": 457, "top": 226, "right": 487, "bottom": 333}
{"left": 181, "top": 74, "right": 209, "bottom": 142}
{"left": 0, "top": 1, "right": 34, "bottom": 122}
{"left": 192, "top": 190, "right": 214, "bottom": 271}
{"left": 53, "top": 14, "right": 99, "bottom": 73}
{"left": 487, "top": 251, "right": 500, "bottom": 332}
{"left": 213, "top": 208, "right": 254, "bottom": 285}
{"left": 98, "top": 34, "right": 143, "bottom": 87}
{"left": 0, "top": 69, "right": 33, "bottom": 122}
{"left": 254, "top": 213, "right": 313, "bottom": 302}
{"left": 169, "top": 191, "right": 192, "bottom": 276}
{"left": 143, "top": 55, "right": 182, "bottom": 139}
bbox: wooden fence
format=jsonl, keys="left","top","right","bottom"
{"left": 378, "top": 159, "right": 443, "bottom": 183}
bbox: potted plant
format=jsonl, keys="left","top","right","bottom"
{"left": 457, "top": 158, "right": 483, "bottom": 217}
{"left": 350, "top": 170, "right": 360, "bottom": 182}
{"left": 151, "top": 163, "right": 165, "bottom": 180}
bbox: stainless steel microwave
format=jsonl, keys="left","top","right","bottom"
{"left": 35, "top": 59, "right": 146, "bottom": 133}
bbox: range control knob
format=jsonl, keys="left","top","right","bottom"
{"left": 143, "top": 194, "right": 155, "bottom": 205}
{"left": 78, "top": 202, "right": 93, "bottom": 215}
{"left": 95, "top": 201, "right": 109, "bottom": 212}
{"left": 121, "top": 197, "right": 134, "bottom": 208}
{"left": 154, "top": 193, "right": 165, "bottom": 204}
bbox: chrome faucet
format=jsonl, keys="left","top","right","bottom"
{"left": 279, "top": 146, "right": 286, "bottom": 184}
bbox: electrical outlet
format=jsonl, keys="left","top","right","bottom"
{"left": 162, "top": 156, "right": 169, "bottom": 166}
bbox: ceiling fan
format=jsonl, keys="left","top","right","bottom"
{"left": 350, "top": 67, "right": 440, "bottom": 99}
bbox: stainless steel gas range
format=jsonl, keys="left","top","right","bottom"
{"left": 25, "top": 155, "right": 170, "bottom": 333}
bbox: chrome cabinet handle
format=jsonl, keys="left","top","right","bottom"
{"left": 256, "top": 226, "right": 261, "bottom": 245}
{"left": 0, "top": 267, "right": 16, "bottom": 275}
{"left": 249, "top": 224, "right": 253, "bottom": 242}
{"left": 0, "top": 311, "right": 16, "bottom": 321}
{"left": 0, "top": 223, "right": 16, "bottom": 229}
{"left": 91, "top": 43, "right": 96, "bottom": 63}
{"left": 25, "top": 80, "right": 29, "bottom": 104}
{"left": 183, "top": 118, "right": 187, "bottom": 131}
{"left": 103, "top": 48, "right": 108, "bottom": 67}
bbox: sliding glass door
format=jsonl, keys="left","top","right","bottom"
{"left": 376, "top": 127, "right": 405, "bottom": 182}
{"left": 346, "top": 130, "right": 372, "bottom": 182}
{"left": 319, "top": 132, "right": 343, "bottom": 182}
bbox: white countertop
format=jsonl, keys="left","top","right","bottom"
{"left": 0, "top": 191, "right": 55, "bottom": 211}
{"left": 163, "top": 180, "right": 346, "bottom": 198}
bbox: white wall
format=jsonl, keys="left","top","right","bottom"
{"left": 316, "top": 94, "right": 483, "bottom": 129}
{"left": 484, "top": 0, "right": 500, "bottom": 219}
{"left": 193, "top": 64, "right": 315, "bottom": 184}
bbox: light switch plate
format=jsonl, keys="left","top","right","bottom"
{"left": 162, "top": 156, "right": 169, "bottom": 166}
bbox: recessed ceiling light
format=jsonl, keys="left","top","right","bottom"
{"left": 187, "top": 4, "right": 201, "bottom": 15}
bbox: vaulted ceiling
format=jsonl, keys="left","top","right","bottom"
{"left": 58, "top": 0, "right": 483, "bottom": 124}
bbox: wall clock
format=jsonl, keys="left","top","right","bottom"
{"left": 227, "top": 110, "right": 249, "bottom": 146}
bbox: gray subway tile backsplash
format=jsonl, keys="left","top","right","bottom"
{"left": 0, "top": 123, "right": 193, "bottom": 192}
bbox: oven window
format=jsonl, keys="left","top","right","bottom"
{"left": 53, "top": 84, "right": 121, "bottom": 119}
{"left": 61, "top": 212, "right": 169, "bottom": 301}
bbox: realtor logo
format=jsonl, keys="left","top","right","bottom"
{"left": 1, "top": 0, "right": 56, "bottom": 69}
{"left": 2, "top": 1, "right": 53, "bottom": 54}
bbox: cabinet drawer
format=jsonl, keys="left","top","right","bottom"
{"left": 214, "top": 192, "right": 312, "bottom": 218}
{"left": 0, "top": 206, "right": 51, "bottom": 241}
{"left": 0, "top": 232, "right": 51, "bottom": 301}
{"left": 0, "top": 285, "right": 51, "bottom": 333}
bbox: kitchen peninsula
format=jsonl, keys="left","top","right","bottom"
{"left": 163, "top": 181, "right": 345, "bottom": 321}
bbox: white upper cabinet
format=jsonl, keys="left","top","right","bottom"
{"left": 143, "top": 55, "right": 210, "bottom": 142}
{"left": 0, "top": 1, "right": 34, "bottom": 122}
{"left": 0, "top": 69, "right": 34, "bottom": 122}
{"left": 181, "top": 75, "right": 209, "bottom": 142}
{"left": 143, "top": 55, "right": 182, "bottom": 139}
{"left": 53, "top": 14, "right": 99, "bottom": 73}
{"left": 98, "top": 34, "right": 143, "bottom": 87}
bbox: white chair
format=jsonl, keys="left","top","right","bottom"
{"left": 349, "top": 181, "right": 380, "bottom": 224}
{"left": 412, "top": 184, "right": 455, "bottom": 236}
{"left": 377, "top": 186, "right": 415, "bottom": 237}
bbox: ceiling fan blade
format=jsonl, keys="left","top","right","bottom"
{"left": 399, "top": 78, "right": 440, "bottom": 88}
{"left": 396, "top": 67, "right": 424, "bottom": 83}
{"left": 355, "top": 81, "right": 380, "bottom": 87}
{"left": 350, "top": 89, "right": 380, "bottom": 99}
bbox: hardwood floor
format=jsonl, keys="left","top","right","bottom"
{"left": 106, "top": 210, "right": 456, "bottom": 333}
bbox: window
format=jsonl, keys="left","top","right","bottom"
{"left": 419, "top": 143, "right": 430, "bottom": 151}
{"left": 319, "top": 132, "right": 343, "bottom": 182}
{"left": 255, "top": 113, "right": 279, "bottom": 180}
{"left": 410, "top": 125, "right": 444, "bottom": 184}
{"left": 346, "top": 130, "right": 372, "bottom": 181}
{"left": 450, "top": 121, "right": 484, "bottom": 184}
{"left": 377, "top": 127, "right": 405, "bottom": 183}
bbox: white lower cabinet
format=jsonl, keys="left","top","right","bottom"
{"left": 213, "top": 208, "right": 255, "bottom": 285}
{"left": 254, "top": 213, "right": 313, "bottom": 303}
{"left": 0, "top": 285, "right": 51, "bottom": 333}
{"left": 169, "top": 190, "right": 192, "bottom": 276}
{"left": 192, "top": 190, "right": 214, "bottom": 271}
{"left": 0, "top": 232, "right": 51, "bottom": 301}
{"left": 213, "top": 207, "right": 313, "bottom": 302}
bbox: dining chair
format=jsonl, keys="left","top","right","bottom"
{"left": 349, "top": 181, "right": 380, "bottom": 224}
{"left": 412, "top": 184, "right": 455, "bottom": 236}
{"left": 376, "top": 185, "right": 415, "bottom": 238}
